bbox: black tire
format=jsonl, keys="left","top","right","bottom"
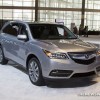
{"left": 0, "top": 46, "right": 8, "bottom": 65}
{"left": 28, "top": 57, "right": 45, "bottom": 86}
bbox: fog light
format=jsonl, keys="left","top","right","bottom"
{"left": 49, "top": 70, "right": 73, "bottom": 77}
{"left": 96, "top": 66, "right": 100, "bottom": 72}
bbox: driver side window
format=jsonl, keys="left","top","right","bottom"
{"left": 19, "top": 24, "right": 28, "bottom": 36}
{"left": 18, "top": 24, "right": 29, "bottom": 41}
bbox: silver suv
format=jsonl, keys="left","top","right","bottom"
{"left": 0, "top": 21, "right": 100, "bottom": 86}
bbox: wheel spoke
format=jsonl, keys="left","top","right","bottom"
{"left": 30, "top": 61, "right": 33, "bottom": 67}
{"left": 35, "top": 66, "right": 38, "bottom": 72}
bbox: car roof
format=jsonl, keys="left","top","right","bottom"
{"left": 8, "top": 20, "right": 63, "bottom": 26}
{"left": 2, "top": 21, "right": 64, "bottom": 31}
{"left": 28, "top": 21, "right": 62, "bottom": 25}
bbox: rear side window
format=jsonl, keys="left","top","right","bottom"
{"left": 3, "top": 23, "right": 19, "bottom": 36}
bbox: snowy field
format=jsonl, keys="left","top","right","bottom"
{"left": 0, "top": 35, "right": 100, "bottom": 100}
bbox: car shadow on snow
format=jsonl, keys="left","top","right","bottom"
{"left": 7, "top": 61, "right": 98, "bottom": 88}
{"left": 45, "top": 77, "right": 97, "bottom": 88}
{"left": 7, "top": 61, "right": 28, "bottom": 74}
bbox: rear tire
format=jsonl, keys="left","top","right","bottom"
{"left": 0, "top": 46, "right": 8, "bottom": 65}
{"left": 28, "top": 57, "right": 44, "bottom": 86}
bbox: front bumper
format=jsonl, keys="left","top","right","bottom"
{"left": 41, "top": 55, "right": 100, "bottom": 79}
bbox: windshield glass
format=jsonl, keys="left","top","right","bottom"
{"left": 29, "top": 24, "right": 77, "bottom": 40}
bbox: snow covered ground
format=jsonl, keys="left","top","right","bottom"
{"left": 0, "top": 62, "right": 100, "bottom": 100}
{"left": 0, "top": 35, "right": 100, "bottom": 100}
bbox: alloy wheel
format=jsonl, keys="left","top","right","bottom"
{"left": 29, "top": 60, "right": 39, "bottom": 82}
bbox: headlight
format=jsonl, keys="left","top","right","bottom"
{"left": 97, "top": 49, "right": 100, "bottom": 55}
{"left": 43, "top": 50, "right": 68, "bottom": 59}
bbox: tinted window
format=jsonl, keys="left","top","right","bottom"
{"left": 19, "top": 24, "right": 28, "bottom": 36}
{"left": 18, "top": 24, "right": 29, "bottom": 40}
{"left": 29, "top": 24, "right": 77, "bottom": 40}
{"left": 29, "top": 25, "right": 47, "bottom": 39}
{"left": 3, "top": 23, "right": 19, "bottom": 36}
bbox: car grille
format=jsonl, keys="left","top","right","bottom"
{"left": 68, "top": 51, "right": 96, "bottom": 65}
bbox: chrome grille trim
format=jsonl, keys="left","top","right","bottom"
{"left": 68, "top": 51, "right": 96, "bottom": 65}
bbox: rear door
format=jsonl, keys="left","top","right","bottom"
{"left": 1, "top": 23, "right": 19, "bottom": 61}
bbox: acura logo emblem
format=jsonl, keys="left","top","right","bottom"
{"left": 85, "top": 54, "right": 89, "bottom": 59}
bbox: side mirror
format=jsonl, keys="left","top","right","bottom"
{"left": 17, "top": 34, "right": 27, "bottom": 41}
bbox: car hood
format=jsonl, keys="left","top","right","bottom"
{"left": 34, "top": 39, "right": 97, "bottom": 53}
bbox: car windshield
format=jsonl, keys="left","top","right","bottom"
{"left": 29, "top": 24, "right": 77, "bottom": 40}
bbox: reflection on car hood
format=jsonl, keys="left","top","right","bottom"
{"left": 36, "top": 39, "right": 97, "bottom": 52}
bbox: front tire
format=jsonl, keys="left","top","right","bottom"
{"left": 0, "top": 46, "right": 8, "bottom": 65}
{"left": 28, "top": 57, "right": 44, "bottom": 86}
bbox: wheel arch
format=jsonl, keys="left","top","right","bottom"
{"left": 26, "top": 54, "right": 40, "bottom": 70}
